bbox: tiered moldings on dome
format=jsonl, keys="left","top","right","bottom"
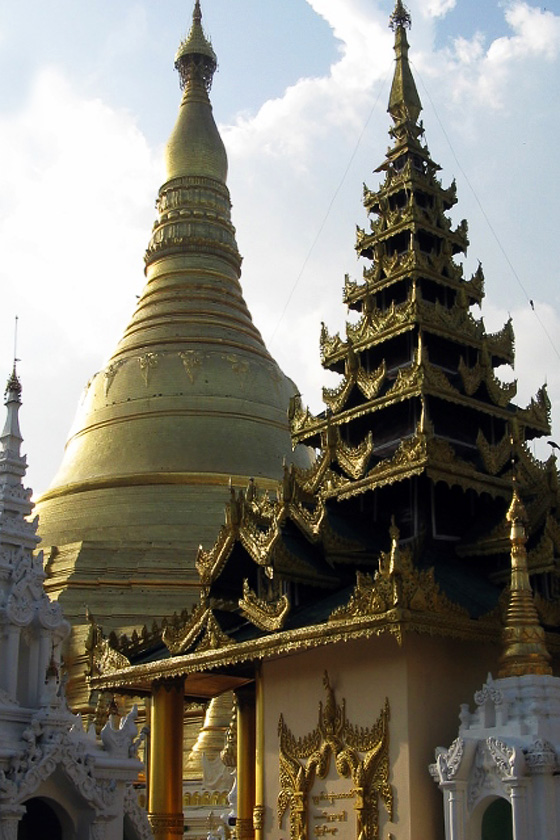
{"left": 145, "top": 176, "right": 242, "bottom": 273}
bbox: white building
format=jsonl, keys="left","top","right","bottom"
{"left": 0, "top": 368, "right": 153, "bottom": 840}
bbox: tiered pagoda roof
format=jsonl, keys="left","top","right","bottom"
{"left": 94, "top": 3, "right": 560, "bottom": 683}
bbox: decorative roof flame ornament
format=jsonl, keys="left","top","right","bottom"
{"left": 174, "top": 0, "right": 217, "bottom": 92}
{"left": 497, "top": 481, "right": 552, "bottom": 677}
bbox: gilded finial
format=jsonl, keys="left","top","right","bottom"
{"left": 497, "top": 482, "right": 552, "bottom": 677}
{"left": 5, "top": 316, "right": 21, "bottom": 399}
{"left": 5, "top": 365, "right": 21, "bottom": 400}
{"left": 388, "top": 0, "right": 422, "bottom": 128}
{"left": 389, "top": 0, "right": 412, "bottom": 31}
{"left": 174, "top": 0, "right": 217, "bottom": 92}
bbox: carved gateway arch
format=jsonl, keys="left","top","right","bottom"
{"left": 277, "top": 673, "right": 392, "bottom": 840}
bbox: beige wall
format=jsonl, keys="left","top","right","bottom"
{"left": 260, "top": 632, "right": 496, "bottom": 840}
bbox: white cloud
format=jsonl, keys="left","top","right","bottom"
{"left": 0, "top": 67, "right": 160, "bottom": 348}
{"left": 493, "top": 2, "right": 560, "bottom": 61}
{"left": 223, "top": 0, "right": 392, "bottom": 166}
{"left": 430, "top": 1, "right": 560, "bottom": 109}
{"left": 423, "top": 0, "right": 457, "bottom": 19}
{"left": 452, "top": 32, "right": 486, "bottom": 65}
{"left": 0, "top": 67, "right": 161, "bottom": 492}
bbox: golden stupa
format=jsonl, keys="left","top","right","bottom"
{"left": 36, "top": 2, "right": 309, "bottom": 704}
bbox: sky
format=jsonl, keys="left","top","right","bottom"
{"left": 0, "top": 0, "right": 559, "bottom": 495}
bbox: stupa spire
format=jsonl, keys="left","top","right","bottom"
{"left": 1, "top": 363, "right": 24, "bottom": 464}
{"left": 388, "top": 0, "right": 422, "bottom": 129}
{"left": 163, "top": 1, "right": 226, "bottom": 185}
{"left": 498, "top": 482, "right": 552, "bottom": 677}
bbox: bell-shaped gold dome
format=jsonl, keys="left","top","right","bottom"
{"left": 36, "top": 2, "right": 310, "bottom": 706}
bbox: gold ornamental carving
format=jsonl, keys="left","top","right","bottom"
{"left": 138, "top": 352, "right": 160, "bottom": 386}
{"left": 486, "top": 317, "right": 514, "bottom": 366}
{"left": 103, "top": 359, "right": 125, "bottom": 396}
{"left": 236, "top": 817, "right": 255, "bottom": 840}
{"left": 320, "top": 290, "right": 495, "bottom": 368}
{"left": 277, "top": 672, "right": 392, "bottom": 840}
{"left": 148, "top": 813, "right": 184, "bottom": 838}
{"left": 162, "top": 600, "right": 231, "bottom": 655}
{"left": 336, "top": 433, "right": 374, "bottom": 481}
{"left": 253, "top": 805, "right": 265, "bottom": 831}
{"left": 517, "top": 384, "right": 551, "bottom": 434}
{"left": 476, "top": 429, "right": 511, "bottom": 476}
{"left": 179, "top": 350, "right": 203, "bottom": 383}
{"left": 238, "top": 579, "right": 290, "bottom": 632}
{"left": 85, "top": 617, "right": 131, "bottom": 678}
{"left": 329, "top": 519, "right": 469, "bottom": 640}
{"left": 458, "top": 347, "right": 517, "bottom": 407}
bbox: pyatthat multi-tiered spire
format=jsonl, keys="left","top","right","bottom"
{"left": 289, "top": 0, "right": 556, "bottom": 567}
{"left": 144, "top": 1, "right": 560, "bottom": 654}
{"left": 34, "top": 2, "right": 310, "bottom": 710}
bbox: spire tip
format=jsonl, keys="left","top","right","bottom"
{"left": 389, "top": 0, "right": 412, "bottom": 31}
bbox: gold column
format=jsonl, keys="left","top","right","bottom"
{"left": 148, "top": 678, "right": 185, "bottom": 840}
{"left": 254, "top": 666, "right": 265, "bottom": 840}
{"left": 236, "top": 685, "right": 256, "bottom": 840}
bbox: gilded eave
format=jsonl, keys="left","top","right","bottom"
{"left": 90, "top": 603, "right": 504, "bottom": 698}
{"left": 320, "top": 294, "right": 512, "bottom": 370}
{"left": 343, "top": 262, "right": 485, "bottom": 309}
{"left": 91, "top": 590, "right": 560, "bottom": 698}
{"left": 292, "top": 364, "right": 539, "bottom": 452}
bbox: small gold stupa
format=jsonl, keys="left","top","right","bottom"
{"left": 36, "top": 1, "right": 310, "bottom": 708}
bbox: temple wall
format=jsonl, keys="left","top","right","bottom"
{"left": 260, "top": 633, "right": 497, "bottom": 840}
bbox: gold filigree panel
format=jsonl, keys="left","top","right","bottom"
{"left": 278, "top": 672, "right": 392, "bottom": 840}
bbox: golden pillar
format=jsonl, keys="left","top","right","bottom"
{"left": 254, "top": 666, "right": 265, "bottom": 840}
{"left": 148, "top": 679, "right": 185, "bottom": 840}
{"left": 236, "top": 685, "right": 256, "bottom": 840}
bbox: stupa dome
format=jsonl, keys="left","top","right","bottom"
{"left": 36, "top": 2, "right": 310, "bottom": 706}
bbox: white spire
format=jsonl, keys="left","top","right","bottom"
{"left": 0, "top": 366, "right": 69, "bottom": 706}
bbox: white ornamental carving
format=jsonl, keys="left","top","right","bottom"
{"left": 524, "top": 739, "right": 558, "bottom": 775}
{"left": 434, "top": 737, "right": 464, "bottom": 782}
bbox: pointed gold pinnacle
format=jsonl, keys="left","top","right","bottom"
{"left": 497, "top": 485, "right": 552, "bottom": 678}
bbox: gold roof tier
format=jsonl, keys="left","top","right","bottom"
{"left": 36, "top": 2, "right": 310, "bottom": 709}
